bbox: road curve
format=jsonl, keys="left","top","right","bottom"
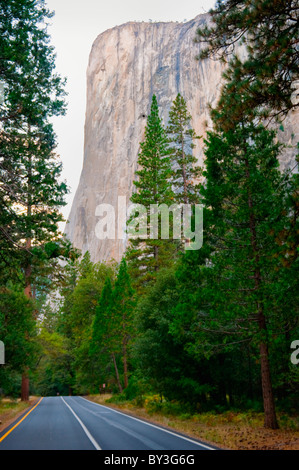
{"left": 0, "top": 396, "right": 217, "bottom": 451}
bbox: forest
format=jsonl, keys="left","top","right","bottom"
{"left": 0, "top": 0, "right": 298, "bottom": 435}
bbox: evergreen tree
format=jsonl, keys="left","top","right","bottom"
{"left": 192, "top": 2, "right": 299, "bottom": 427}
{"left": 132, "top": 95, "right": 172, "bottom": 207}
{"left": 196, "top": 0, "right": 299, "bottom": 129}
{"left": 166, "top": 93, "right": 201, "bottom": 205}
{"left": 134, "top": 267, "right": 211, "bottom": 404}
{"left": 0, "top": 0, "right": 68, "bottom": 399}
{"left": 0, "top": 0, "right": 67, "bottom": 260}
{"left": 174, "top": 123, "right": 298, "bottom": 429}
{"left": 0, "top": 285, "right": 38, "bottom": 396}
{"left": 112, "top": 258, "right": 135, "bottom": 389}
{"left": 90, "top": 276, "right": 122, "bottom": 392}
{"left": 90, "top": 259, "right": 135, "bottom": 392}
{"left": 3, "top": 123, "right": 68, "bottom": 299}
{"left": 0, "top": 0, "right": 66, "bottom": 127}
{"left": 58, "top": 254, "right": 116, "bottom": 394}
{"left": 126, "top": 95, "right": 176, "bottom": 289}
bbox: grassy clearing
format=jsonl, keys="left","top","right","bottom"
{"left": 86, "top": 393, "right": 299, "bottom": 450}
{"left": 0, "top": 397, "right": 38, "bottom": 433}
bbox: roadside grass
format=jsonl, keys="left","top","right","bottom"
{"left": 86, "top": 393, "right": 299, "bottom": 450}
{"left": 0, "top": 397, "right": 38, "bottom": 433}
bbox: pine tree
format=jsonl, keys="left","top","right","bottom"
{"left": 196, "top": 0, "right": 299, "bottom": 128}
{"left": 0, "top": 285, "right": 38, "bottom": 395}
{"left": 112, "top": 258, "right": 135, "bottom": 389}
{"left": 90, "top": 260, "right": 135, "bottom": 392}
{"left": 0, "top": 0, "right": 66, "bottom": 261}
{"left": 0, "top": 0, "right": 68, "bottom": 400}
{"left": 59, "top": 257, "right": 115, "bottom": 394}
{"left": 132, "top": 95, "right": 172, "bottom": 207}
{"left": 196, "top": 123, "right": 296, "bottom": 429}
{"left": 126, "top": 95, "right": 176, "bottom": 289}
{"left": 192, "top": 2, "right": 299, "bottom": 426}
{"left": 2, "top": 102, "right": 68, "bottom": 402}
{"left": 90, "top": 276, "right": 123, "bottom": 393}
{"left": 0, "top": 0, "right": 66, "bottom": 127}
{"left": 166, "top": 93, "right": 201, "bottom": 205}
{"left": 168, "top": 123, "right": 299, "bottom": 428}
{"left": 9, "top": 125, "right": 68, "bottom": 298}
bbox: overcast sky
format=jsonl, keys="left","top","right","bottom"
{"left": 45, "top": 0, "right": 216, "bottom": 224}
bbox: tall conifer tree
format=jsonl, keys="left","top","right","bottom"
{"left": 173, "top": 123, "right": 298, "bottom": 429}
{"left": 0, "top": 0, "right": 67, "bottom": 400}
{"left": 112, "top": 258, "right": 135, "bottom": 389}
{"left": 166, "top": 93, "right": 201, "bottom": 205}
{"left": 126, "top": 95, "right": 176, "bottom": 289}
{"left": 90, "top": 276, "right": 124, "bottom": 393}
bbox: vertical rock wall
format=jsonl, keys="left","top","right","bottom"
{"left": 65, "top": 14, "right": 298, "bottom": 263}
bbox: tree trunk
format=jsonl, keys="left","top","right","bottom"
{"left": 180, "top": 125, "right": 188, "bottom": 206}
{"left": 24, "top": 264, "right": 32, "bottom": 298}
{"left": 154, "top": 244, "right": 158, "bottom": 270}
{"left": 22, "top": 142, "right": 33, "bottom": 402}
{"left": 259, "top": 311, "right": 279, "bottom": 429}
{"left": 112, "top": 352, "right": 123, "bottom": 394}
{"left": 123, "top": 340, "right": 128, "bottom": 389}
{"left": 21, "top": 238, "right": 32, "bottom": 402}
{"left": 245, "top": 156, "right": 278, "bottom": 429}
{"left": 21, "top": 373, "right": 29, "bottom": 402}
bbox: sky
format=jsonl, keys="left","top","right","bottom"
{"left": 45, "top": 0, "right": 216, "bottom": 225}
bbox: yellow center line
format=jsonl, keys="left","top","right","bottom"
{"left": 0, "top": 397, "right": 43, "bottom": 443}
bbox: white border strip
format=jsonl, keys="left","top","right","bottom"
{"left": 80, "top": 396, "right": 215, "bottom": 450}
{"left": 61, "top": 396, "right": 101, "bottom": 450}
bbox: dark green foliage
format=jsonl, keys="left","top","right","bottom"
{"left": 57, "top": 253, "right": 116, "bottom": 394}
{"left": 0, "top": 0, "right": 72, "bottom": 398}
{"left": 0, "top": 285, "right": 38, "bottom": 395}
{"left": 166, "top": 93, "right": 202, "bottom": 204}
{"left": 133, "top": 267, "right": 207, "bottom": 404}
{"left": 89, "top": 276, "right": 115, "bottom": 390}
{"left": 171, "top": 123, "right": 298, "bottom": 425}
{"left": 112, "top": 259, "right": 136, "bottom": 388}
{"left": 193, "top": 1, "right": 298, "bottom": 424}
{"left": 89, "top": 258, "right": 136, "bottom": 392}
{"left": 198, "top": 123, "right": 297, "bottom": 353}
{"left": 132, "top": 267, "right": 263, "bottom": 409}
{"left": 196, "top": 0, "right": 299, "bottom": 128}
{"left": 1, "top": 2, "right": 296, "bottom": 421}
{"left": 0, "top": 0, "right": 68, "bottom": 287}
{"left": 126, "top": 94, "right": 178, "bottom": 289}
{"left": 90, "top": 277, "right": 114, "bottom": 359}
{"left": 131, "top": 95, "right": 172, "bottom": 207}
{"left": 0, "top": 0, "right": 66, "bottom": 126}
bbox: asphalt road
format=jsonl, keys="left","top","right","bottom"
{"left": 0, "top": 396, "right": 216, "bottom": 450}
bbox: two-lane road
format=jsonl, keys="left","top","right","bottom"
{"left": 0, "top": 396, "right": 216, "bottom": 450}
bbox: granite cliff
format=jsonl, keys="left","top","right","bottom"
{"left": 65, "top": 14, "right": 298, "bottom": 263}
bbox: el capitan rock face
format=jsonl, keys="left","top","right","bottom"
{"left": 65, "top": 14, "right": 299, "bottom": 263}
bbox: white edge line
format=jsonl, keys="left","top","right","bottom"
{"left": 61, "top": 396, "right": 101, "bottom": 450}
{"left": 80, "top": 396, "right": 215, "bottom": 450}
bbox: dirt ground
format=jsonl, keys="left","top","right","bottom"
{"left": 0, "top": 396, "right": 38, "bottom": 434}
